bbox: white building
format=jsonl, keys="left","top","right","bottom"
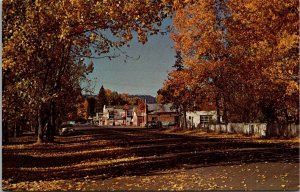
{"left": 186, "top": 111, "right": 221, "bottom": 128}
{"left": 102, "top": 105, "right": 132, "bottom": 126}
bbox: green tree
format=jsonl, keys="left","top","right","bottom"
{"left": 97, "top": 85, "right": 107, "bottom": 110}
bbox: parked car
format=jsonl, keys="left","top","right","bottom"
{"left": 161, "top": 122, "right": 169, "bottom": 127}
{"left": 76, "top": 122, "right": 91, "bottom": 126}
{"left": 145, "top": 121, "right": 162, "bottom": 128}
{"left": 145, "top": 121, "right": 156, "bottom": 128}
{"left": 58, "top": 124, "right": 74, "bottom": 136}
{"left": 168, "top": 122, "right": 177, "bottom": 127}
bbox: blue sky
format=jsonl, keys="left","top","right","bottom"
{"left": 86, "top": 20, "right": 176, "bottom": 96}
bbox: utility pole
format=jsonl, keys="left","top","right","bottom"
{"left": 144, "top": 99, "right": 148, "bottom": 127}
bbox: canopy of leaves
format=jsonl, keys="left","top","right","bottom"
{"left": 2, "top": 0, "right": 190, "bottom": 142}
{"left": 159, "top": 0, "right": 299, "bottom": 124}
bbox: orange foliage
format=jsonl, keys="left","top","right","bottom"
{"left": 162, "top": 0, "right": 299, "bottom": 123}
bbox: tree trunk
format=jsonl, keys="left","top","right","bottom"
{"left": 16, "top": 123, "right": 21, "bottom": 137}
{"left": 216, "top": 95, "right": 221, "bottom": 124}
{"left": 285, "top": 108, "right": 292, "bottom": 138}
{"left": 14, "top": 122, "right": 19, "bottom": 138}
{"left": 47, "top": 101, "right": 55, "bottom": 142}
{"left": 182, "top": 106, "right": 187, "bottom": 129}
{"left": 223, "top": 107, "right": 228, "bottom": 124}
{"left": 3, "top": 121, "right": 9, "bottom": 144}
{"left": 37, "top": 110, "right": 43, "bottom": 144}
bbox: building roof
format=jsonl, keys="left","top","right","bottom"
{"left": 105, "top": 105, "right": 136, "bottom": 110}
{"left": 147, "top": 103, "right": 177, "bottom": 114}
{"left": 82, "top": 94, "right": 97, "bottom": 99}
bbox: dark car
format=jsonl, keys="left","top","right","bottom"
{"left": 145, "top": 121, "right": 156, "bottom": 128}
{"left": 58, "top": 124, "right": 74, "bottom": 136}
{"left": 145, "top": 121, "right": 162, "bottom": 128}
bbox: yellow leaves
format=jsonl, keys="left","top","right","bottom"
{"left": 250, "top": 40, "right": 273, "bottom": 61}
{"left": 10, "top": 183, "right": 18, "bottom": 190}
{"left": 251, "top": 40, "right": 269, "bottom": 51}
{"left": 69, "top": 0, "right": 77, "bottom": 6}
{"left": 89, "top": 33, "right": 96, "bottom": 42}
{"left": 137, "top": 32, "right": 148, "bottom": 44}
{"left": 35, "top": 0, "right": 41, "bottom": 7}
{"left": 277, "top": 32, "right": 298, "bottom": 54}
{"left": 244, "top": 1, "right": 258, "bottom": 12}
{"left": 2, "top": 58, "right": 16, "bottom": 71}
{"left": 169, "top": 0, "right": 299, "bottom": 123}
{"left": 285, "top": 81, "right": 299, "bottom": 96}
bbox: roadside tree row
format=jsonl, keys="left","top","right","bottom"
{"left": 2, "top": 0, "right": 190, "bottom": 143}
{"left": 158, "top": 0, "right": 299, "bottom": 134}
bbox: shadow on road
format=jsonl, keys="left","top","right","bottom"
{"left": 3, "top": 127, "right": 299, "bottom": 182}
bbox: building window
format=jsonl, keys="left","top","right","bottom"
{"left": 109, "top": 111, "right": 114, "bottom": 119}
{"left": 200, "top": 115, "right": 212, "bottom": 123}
{"left": 208, "top": 98, "right": 213, "bottom": 106}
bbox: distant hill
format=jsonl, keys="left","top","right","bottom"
{"left": 129, "top": 95, "right": 157, "bottom": 104}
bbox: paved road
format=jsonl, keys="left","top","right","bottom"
{"left": 3, "top": 127, "right": 299, "bottom": 191}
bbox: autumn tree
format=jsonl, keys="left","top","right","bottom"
{"left": 170, "top": 0, "right": 299, "bottom": 135}
{"left": 105, "top": 90, "right": 143, "bottom": 106}
{"left": 172, "top": 51, "right": 184, "bottom": 71}
{"left": 171, "top": 0, "right": 229, "bottom": 124}
{"left": 3, "top": 0, "right": 190, "bottom": 143}
{"left": 120, "top": 93, "right": 132, "bottom": 105}
{"left": 157, "top": 50, "right": 193, "bottom": 128}
{"left": 227, "top": 0, "right": 298, "bottom": 124}
{"left": 75, "top": 96, "right": 89, "bottom": 121}
{"left": 130, "top": 96, "right": 143, "bottom": 105}
{"left": 137, "top": 100, "right": 146, "bottom": 112}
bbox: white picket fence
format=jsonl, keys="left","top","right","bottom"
{"left": 267, "top": 123, "right": 299, "bottom": 137}
{"left": 207, "top": 123, "right": 299, "bottom": 137}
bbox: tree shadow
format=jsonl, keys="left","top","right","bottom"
{"left": 3, "top": 128, "right": 299, "bottom": 183}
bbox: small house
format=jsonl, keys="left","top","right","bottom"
{"left": 147, "top": 104, "right": 180, "bottom": 127}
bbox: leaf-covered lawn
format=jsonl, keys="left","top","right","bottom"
{"left": 3, "top": 127, "right": 299, "bottom": 191}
